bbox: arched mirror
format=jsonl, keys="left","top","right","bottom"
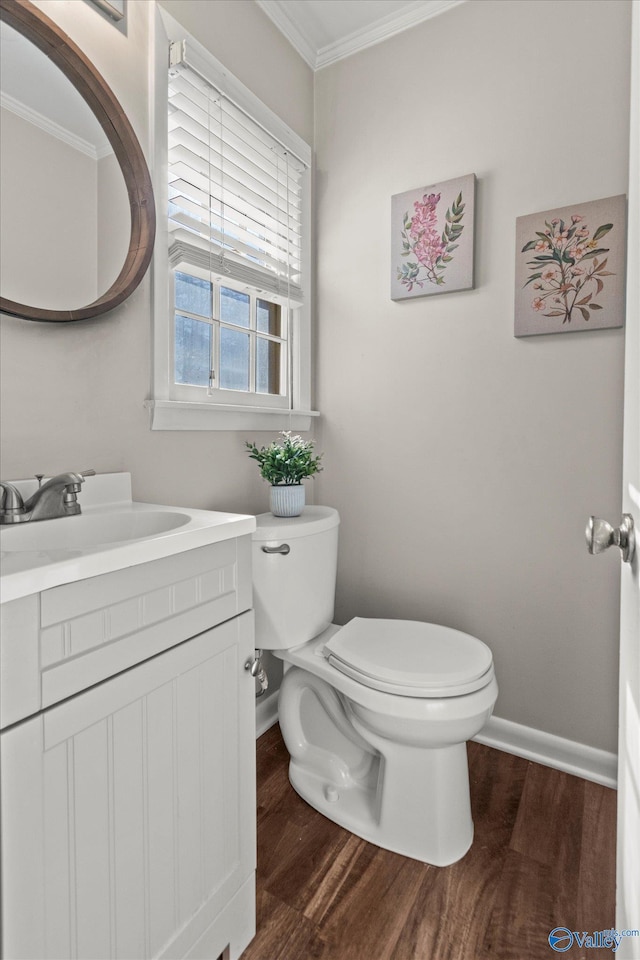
{"left": 0, "top": 0, "right": 155, "bottom": 322}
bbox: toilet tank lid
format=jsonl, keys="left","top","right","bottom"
{"left": 252, "top": 505, "right": 340, "bottom": 541}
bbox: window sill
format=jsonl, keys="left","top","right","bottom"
{"left": 145, "top": 400, "right": 320, "bottom": 432}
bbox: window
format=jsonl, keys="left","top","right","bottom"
{"left": 148, "top": 19, "right": 316, "bottom": 431}
{"left": 173, "top": 272, "right": 286, "bottom": 399}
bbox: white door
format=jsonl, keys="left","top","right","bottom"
{"left": 617, "top": 0, "right": 640, "bottom": 951}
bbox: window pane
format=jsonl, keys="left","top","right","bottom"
{"left": 175, "top": 315, "right": 211, "bottom": 386}
{"left": 220, "top": 328, "right": 250, "bottom": 391}
{"left": 257, "top": 298, "right": 281, "bottom": 336}
{"left": 220, "top": 287, "right": 250, "bottom": 328}
{"left": 175, "top": 271, "right": 211, "bottom": 317}
{"left": 257, "top": 337, "right": 282, "bottom": 395}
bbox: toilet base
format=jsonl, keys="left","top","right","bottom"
{"left": 277, "top": 657, "right": 485, "bottom": 866}
{"left": 289, "top": 753, "right": 473, "bottom": 867}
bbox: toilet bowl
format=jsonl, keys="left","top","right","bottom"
{"left": 252, "top": 507, "right": 498, "bottom": 867}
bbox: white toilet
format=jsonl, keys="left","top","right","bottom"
{"left": 252, "top": 506, "right": 498, "bottom": 867}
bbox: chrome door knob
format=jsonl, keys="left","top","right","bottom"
{"left": 586, "top": 514, "right": 635, "bottom": 563}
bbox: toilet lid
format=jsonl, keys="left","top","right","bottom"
{"left": 323, "top": 618, "right": 494, "bottom": 698}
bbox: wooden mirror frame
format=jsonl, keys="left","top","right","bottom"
{"left": 0, "top": 0, "right": 155, "bottom": 322}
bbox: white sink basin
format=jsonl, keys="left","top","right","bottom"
{"left": 0, "top": 473, "right": 256, "bottom": 604}
{"left": 1, "top": 510, "right": 190, "bottom": 552}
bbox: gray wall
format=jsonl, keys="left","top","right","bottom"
{"left": 1, "top": 0, "right": 630, "bottom": 754}
{"left": 314, "top": 0, "right": 631, "bottom": 752}
{"left": 0, "top": 108, "right": 98, "bottom": 309}
{"left": 0, "top": 0, "right": 314, "bottom": 519}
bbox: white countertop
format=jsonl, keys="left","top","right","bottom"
{"left": 0, "top": 473, "right": 256, "bottom": 604}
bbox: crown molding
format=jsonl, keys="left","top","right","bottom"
{"left": 318, "top": 0, "right": 465, "bottom": 68}
{"left": 256, "top": 0, "right": 465, "bottom": 71}
{"left": 0, "top": 90, "right": 112, "bottom": 159}
{"left": 255, "top": 0, "right": 317, "bottom": 70}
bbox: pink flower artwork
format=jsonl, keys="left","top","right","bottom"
{"left": 391, "top": 174, "right": 475, "bottom": 300}
{"left": 408, "top": 193, "right": 447, "bottom": 278}
{"left": 397, "top": 192, "right": 464, "bottom": 291}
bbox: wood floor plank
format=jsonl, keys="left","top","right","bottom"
{"left": 262, "top": 810, "right": 357, "bottom": 915}
{"left": 242, "top": 725, "right": 617, "bottom": 960}
{"left": 510, "top": 759, "right": 584, "bottom": 917}
{"left": 315, "top": 847, "right": 427, "bottom": 960}
{"left": 481, "top": 847, "right": 616, "bottom": 960}
{"left": 480, "top": 849, "right": 564, "bottom": 960}
{"left": 468, "top": 741, "right": 529, "bottom": 854}
{"left": 255, "top": 722, "right": 288, "bottom": 782}
{"left": 256, "top": 724, "right": 291, "bottom": 826}
{"left": 576, "top": 781, "right": 617, "bottom": 931}
{"left": 240, "top": 888, "right": 326, "bottom": 960}
{"left": 510, "top": 760, "right": 585, "bottom": 864}
{"left": 301, "top": 833, "right": 369, "bottom": 925}
{"left": 392, "top": 853, "right": 501, "bottom": 960}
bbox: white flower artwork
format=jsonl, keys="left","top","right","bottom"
{"left": 514, "top": 194, "right": 627, "bottom": 337}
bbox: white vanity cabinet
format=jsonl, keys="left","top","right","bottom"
{"left": 0, "top": 536, "right": 256, "bottom": 960}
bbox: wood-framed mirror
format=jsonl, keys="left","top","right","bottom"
{"left": 0, "top": 0, "right": 155, "bottom": 322}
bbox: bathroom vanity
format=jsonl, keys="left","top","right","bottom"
{"left": 0, "top": 474, "right": 256, "bottom": 960}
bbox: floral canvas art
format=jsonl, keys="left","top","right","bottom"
{"left": 390, "top": 174, "right": 476, "bottom": 301}
{"left": 514, "top": 195, "right": 626, "bottom": 337}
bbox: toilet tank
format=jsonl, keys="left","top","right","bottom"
{"left": 252, "top": 506, "right": 340, "bottom": 650}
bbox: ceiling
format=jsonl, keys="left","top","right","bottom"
{"left": 255, "top": 0, "right": 465, "bottom": 70}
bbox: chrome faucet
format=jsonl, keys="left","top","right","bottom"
{"left": 0, "top": 470, "right": 95, "bottom": 524}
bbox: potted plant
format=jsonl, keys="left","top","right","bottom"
{"left": 245, "top": 431, "right": 323, "bottom": 517}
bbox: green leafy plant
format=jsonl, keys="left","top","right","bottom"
{"left": 245, "top": 431, "right": 323, "bottom": 486}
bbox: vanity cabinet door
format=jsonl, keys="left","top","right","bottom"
{"left": 0, "top": 612, "right": 256, "bottom": 960}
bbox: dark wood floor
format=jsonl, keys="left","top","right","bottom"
{"left": 241, "top": 724, "right": 617, "bottom": 960}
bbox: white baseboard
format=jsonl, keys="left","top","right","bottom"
{"left": 255, "top": 690, "right": 279, "bottom": 738}
{"left": 473, "top": 715, "right": 617, "bottom": 789}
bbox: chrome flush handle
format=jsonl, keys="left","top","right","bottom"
{"left": 261, "top": 543, "right": 291, "bottom": 555}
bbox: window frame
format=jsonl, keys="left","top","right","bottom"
{"left": 148, "top": 6, "right": 317, "bottom": 432}
{"left": 171, "top": 268, "right": 291, "bottom": 408}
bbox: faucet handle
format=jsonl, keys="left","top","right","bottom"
{"left": 62, "top": 471, "right": 94, "bottom": 508}
{"left": 67, "top": 470, "right": 96, "bottom": 490}
{"left": 0, "top": 481, "right": 26, "bottom": 517}
{"left": 32, "top": 470, "right": 94, "bottom": 487}
{"left": 62, "top": 468, "right": 96, "bottom": 503}
{"left": 59, "top": 470, "right": 95, "bottom": 500}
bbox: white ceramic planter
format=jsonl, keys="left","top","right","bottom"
{"left": 270, "top": 484, "right": 305, "bottom": 517}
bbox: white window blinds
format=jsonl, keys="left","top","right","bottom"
{"left": 168, "top": 41, "right": 307, "bottom": 303}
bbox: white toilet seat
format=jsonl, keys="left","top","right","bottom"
{"left": 323, "top": 617, "right": 494, "bottom": 698}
